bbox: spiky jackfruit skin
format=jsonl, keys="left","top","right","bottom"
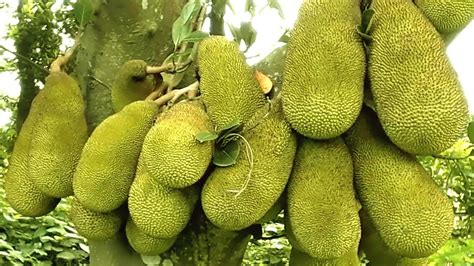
{"left": 368, "top": 0, "right": 469, "bottom": 155}
{"left": 281, "top": 0, "right": 365, "bottom": 139}
{"left": 129, "top": 154, "right": 198, "bottom": 238}
{"left": 286, "top": 137, "right": 360, "bottom": 259}
{"left": 289, "top": 246, "right": 360, "bottom": 266}
{"left": 69, "top": 198, "right": 122, "bottom": 241}
{"left": 201, "top": 102, "right": 297, "bottom": 230}
{"left": 345, "top": 107, "right": 453, "bottom": 258}
{"left": 28, "top": 72, "right": 88, "bottom": 198}
{"left": 414, "top": 0, "right": 474, "bottom": 35}
{"left": 111, "top": 60, "right": 156, "bottom": 112}
{"left": 4, "top": 103, "right": 59, "bottom": 216}
{"left": 197, "top": 36, "right": 266, "bottom": 130}
{"left": 125, "top": 218, "right": 177, "bottom": 256}
{"left": 142, "top": 101, "right": 213, "bottom": 188}
{"left": 73, "top": 100, "right": 159, "bottom": 212}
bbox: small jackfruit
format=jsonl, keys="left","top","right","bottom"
{"left": 28, "top": 72, "right": 88, "bottom": 198}
{"left": 281, "top": 0, "right": 365, "bottom": 139}
{"left": 142, "top": 101, "right": 213, "bottom": 188}
{"left": 70, "top": 198, "right": 123, "bottom": 241}
{"left": 345, "top": 107, "right": 453, "bottom": 258}
{"left": 128, "top": 154, "right": 198, "bottom": 238}
{"left": 111, "top": 60, "right": 156, "bottom": 112}
{"left": 414, "top": 0, "right": 474, "bottom": 35}
{"left": 197, "top": 36, "right": 266, "bottom": 130}
{"left": 125, "top": 218, "right": 177, "bottom": 256}
{"left": 368, "top": 0, "right": 469, "bottom": 155}
{"left": 289, "top": 246, "right": 360, "bottom": 266}
{"left": 73, "top": 100, "right": 159, "bottom": 212}
{"left": 286, "top": 137, "right": 360, "bottom": 259}
{"left": 201, "top": 102, "right": 296, "bottom": 230}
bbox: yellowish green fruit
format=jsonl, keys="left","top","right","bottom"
{"left": 129, "top": 154, "right": 198, "bottom": 238}
{"left": 201, "top": 102, "right": 296, "bottom": 230}
{"left": 111, "top": 60, "right": 156, "bottom": 112}
{"left": 125, "top": 218, "right": 177, "bottom": 256}
{"left": 142, "top": 101, "right": 213, "bottom": 188}
{"left": 345, "top": 107, "right": 453, "bottom": 258}
{"left": 28, "top": 72, "right": 88, "bottom": 198}
{"left": 289, "top": 246, "right": 360, "bottom": 266}
{"left": 69, "top": 198, "right": 122, "bottom": 241}
{"left": 282, "top": 0, "right": 365, "bottom": 139}
{"left": 197, "top": 36, "right": 266, "bottom": 130}
{"left": 368, "top": 0, "right": 469, "bottom": 155}
{"left": 287, "top": 137, "right": 360, "bottom": 259}
{"left": 256, "top": 192, "right": 284, "bottom": 224}
{"left": 73, "top": 100, "right": 159, "bottom": 212}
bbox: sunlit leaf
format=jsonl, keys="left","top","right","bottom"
{"left": 181, "top": 31, "right": 209, "bottom": 43}
{"left": 196, "top": 131, "right": 218, "bottom": 143}
{"left": 73, "top": 0, "right": 93, "bottom": 28}
{"left": 213, "top": 140, "right": 240, "bottom": 167}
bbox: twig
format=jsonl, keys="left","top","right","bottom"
{"left": 89, "top": 75, "right": 111, "bottom": 90}
{"left": 145, "top": 59, "right": 192, "bottom": 74}
{"left": 259, "top": 234, "right": 286, "bottom": 240}
{"left": 226, "top": 133, "right": 254, "bottom": 198}
{"left": 0, "top": 44, "right": 49, "bottom": 74}
{"left": 146, "top": 82, "right": 169, "bottom": 101}
{"left": 154, "top": 81, "right": 199, "bottom": 107}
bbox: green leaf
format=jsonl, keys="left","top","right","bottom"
{"left": 468, "top": 122, "right": 474, "bottom": 143}
{"left": 241, "top": 22, "right": 257, "bottom": 48}
{"left": 278, "top": 30, "right": 290, "bottom": 43}
{"left": 213, "top": 141, "right": 240, "bottom": 167}
{"left": 181, "top": 31, "right": 209, "bottom": 43}
{"left": 268, "top": 0, "right": 284, "bottom": 19}
{"left": 196, "top": 131, "right": 218, "bottom": 143}
{"left": 218, "top": 119, "right": 242, "bottom": 133}
{"left": 361, "top": 8, "right": 375, "bottom": 34}
{"left": 73, "top": 0, "right": 94, "bottom": 28}
{"left": 56, "top": 250, "right": 78, "bottom": 260}
{"left": 181, "top": 1, "right": 197, "bottom": 24}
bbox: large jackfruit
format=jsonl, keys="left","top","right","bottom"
{"left": 69, "top": 198, "right": 123, "bottom": 241}
{"left": 289, "top": 246, "right": 360, "bottom": 266}
{"left": 345, "top": 107, "right": 453, "bottom": 258}
{"left": 28, "top": 72, "right": 88, "bottom": 198}
{"left": 142, "top": 101, "right": 213, "bottom": 188}
{"left": 128, "top": 154, "right": 198, "bottom": 238}
{"left": 73, "top": 100, "right": 159, "bottom": 212}
{"left": 201, "top": 102, "right": 296, "bottom": 230}
{"left": 125, "top": 218, "right": 177, "bottom": 256}
{"left": 368, "top": 0, "right": 469, "bottom": 155}
{"left": 4, "top": 104, "right": 59, "bottom": 216}
{"left": 111, "top": 60, "right": 156, "bottom": 112}
{"left": 286, "top": 137, "right": 360, "bottom": 259}
{"left": 414, "top": 0, "right": 474, "bottom": 35}
{"left": 197, "top": 36, "right": 266, "bottom": 130}
{"left": 281, "top": 0, "right": 365, "bottom": 139}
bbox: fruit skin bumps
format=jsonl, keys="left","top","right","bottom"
{"left": 125, "top": 218, "right": 177, "bottom": 256}
{"left": 289, "top": 246, "right": 360, "bottom": 266}
{"left": 286, "top": 137, "right": 360, "bottom": 259}
{"left": 281, "top": 0, "right": 365, "bottom": 139}
{"left": 368, "top": 0, "right": 469, "bottom": 155}
{"left": 345, "top": 107, "right": 453, "bottom": 258}
{"left": 29, "top": 72, "right": 88, "bottom": 198}
{"left": 73, "top": 100, "right": 159, "bottom": 212}
{"left": 197, "top": 36, "right": 266, "bottom": 130}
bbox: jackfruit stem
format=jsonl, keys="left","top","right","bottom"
{"left": 225, "top": 133, "right": 254, "bottom": 198}
{"left": 145, "top": 59, "right": 193, "bottom": 75}
{"left": 154, "top": 81, "right": 199, "bottom": 107}
{"left": 146, "top": 82, "right": 169, "bottom": 101}
{"left": 50, "top": 52, "right": 72, "bottom": 73}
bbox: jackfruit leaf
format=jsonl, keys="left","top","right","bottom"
{"left": 181, "top": 1, "right": 197, "bottom": 25}
{"left": 245, "top": 0, "right": 256, "bottom": 16}
{"left": 56, "top": 251, "right": 78, "bottom": 260}
{"left": 218, "top": 119, "right": 242, "bottom": 133}
{"left": 172, "top": 17, "right": 185, "bottom": 46}
{"left": 227, "top": 23, "right": 242, "bottom": 43}
{"left": 141, "top": 255, "right": 161, "bottom": 265}
{"left": 241, "top": 22, "right": 257, "bottom": 48}
{"left": 278, "top": 30, "right": 290, "bottom": 43}
{"left": 357, "top": 27, "right": 373, "bottom": 42}
{"left": 213, "top": 140, "right": 240, "bottom": 167}
{"left": 268, "top": 0, "right": 284, "bottom": 19}
{"left": 181, "top": 31, "right": 209, "bottom": 43}
{"left": 196, "top": 131, "right": 219, "bottom": 143}
{"left": 73, "top": 0, "right": 93, "bottom": 28}
{"left": 468, "top": 122, "right": 474, "bottom": 143}
{"left": 361, "top": 8, "right": 375, "bottom": 34}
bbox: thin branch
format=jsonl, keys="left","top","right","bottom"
{"left": 0, "top": 44, "right": 49, "bottom": 74}
{"left": 145, "top": 59, "right": 192, "bottom": 74}
{"left": 146, "top": 82, "right": 169, "bottom": 101}
{"left": 259, "top": 234, "right": 286, "bottom": 240}
{"left": 226, "top": 133, "right": 254, "bottom": 198}
{"left": 154, "top": 81, "right": 199, "bottom": 107}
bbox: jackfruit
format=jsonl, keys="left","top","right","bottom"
{"left": 344, "top": 107, "right": 453, "bottom": 258}
{"left": 256, "top": 192, "right": 285, "bottom": 224}
{"left": 128, "top": 154, "right": 199, "bottom": 238}
{"left": 125, "top": 218, "right": 177, "bottom": 256}
{"left": 286, "top": 137, "right": 360, "bottom": 259}
{"left": 70, "top": 198, "right": 122, "bottom": 241}
{"left": 368, "top": 0, "right": 469, "bottom": 155}
{"left": 414, "top": 0, "right": 474, "bottom": 35}
{"left": 73, "top": 100, "right": 159, "bottom": 212}
{"left": 281, "top": 0, "right": 365, "bottom": 139}
{"left": 289, "top": 246, "right": 360, "bottom": 266}
{"left": 28, "top": 72, "right": 88, "bottom": 198}
{"left": 111, "top": 60, "right": 156, "bottom": 112}
{"left": 142, "top": 101, "right": 213, "bottom": 188}
{"left": 4, "top": 96, "right": 59, "bottom": 217}
{"left": 201, "top": 101, "right": 296, "bottom": 230}
{"left": 197, "top": 36, "right": 266, "bottom": 130}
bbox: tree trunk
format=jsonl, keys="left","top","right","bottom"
{"left": 71, "top": 1, "right": 252, "bottom": 265}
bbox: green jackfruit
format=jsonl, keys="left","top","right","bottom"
{"left": 4, "top": 102, "right": 59, "bottom": 216}
{"left": 73, "top": 100, "right": 159, "bottom": 212}
{"left": 28, "top": 72, "right": 88, "bottom": 198}
{"left": 70, "top": 198, "right": 122, "bottom": 241}
{"left": 368, "top": 0, "right": 469, "bottom": 155}
{"left": 111, "top": 60, "right": 156, "bottom": 112}
{"left": 201, "top": 102, "right": 296, "bottom": 230}
{"left": 289, "top": 246, "right": 360, "bottom": 266}
{"left": 414, "top": 0, "right": 474, "bottom": 35}
{"left": 125, "top": 218, "right": 177, "bottom": 256}
{"left": 142, "top": 101, "right": 213, "bottom": 188}
{"left": 129, "top": 154, "right": 198, "bottom": 238}
{"left": 281, "top": 0, "right": 365, "bottom": 139}
{"left": 197, "top": 36, "right": 266, "bottom": 130}
{"left": 286, "top": 137, "right": 360, "bottom": 259}
{"left": 256, "top": 192, "right": 285, "bottom": 224}
{"left": 345, "top": 107, "right": 453, "bottom": 258}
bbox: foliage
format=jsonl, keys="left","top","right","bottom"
{"left": 429, "top": 239, "right": 474, "bottom": 265}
